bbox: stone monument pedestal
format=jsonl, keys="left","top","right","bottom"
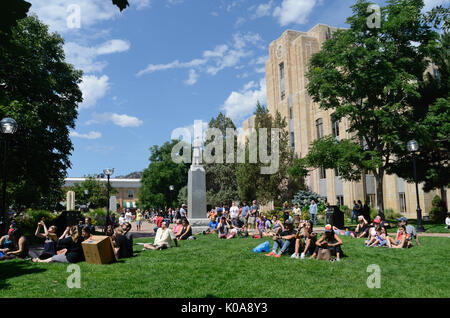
{"left": 188, "top": 165, "right": 209, "bottom": 234}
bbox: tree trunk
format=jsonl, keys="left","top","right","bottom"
{"left": 374, "top": 170, "right": 385, "bottom": 215}
{"left": 441, "top": 186, "right": 448, "bottom": 213}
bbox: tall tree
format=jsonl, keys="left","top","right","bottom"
{"left": 204, "top": 112, "right": 239, "bottom": 207}
{"left": 139, "top": 140, "right": 190, "bottom": 210}
{"left": 0, "top": 16, "right": 83, "bottom": 210}
{"left": 305, "top": 0, "right": 439, "bottom": 213}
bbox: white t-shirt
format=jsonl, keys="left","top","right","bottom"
{"left": 125, "top": 212, "right": 132, "bottom": 221}
{"left": 293, "top": 207, "right": 301, "bottom": 216}
{"left": 180, "top": 208, "right": 186, "bottom": 218}
{"left": 230, "top": 206, "right": 239, "bottom": 218}
{"left": 154, "top": 228, "right": 176, "bottom": 247}
{"left": 119, "top": 216, "right": 125, "bottom": 225}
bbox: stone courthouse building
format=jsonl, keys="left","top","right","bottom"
{"left": 242, "top": 24, "right": 447, "bottom": 218}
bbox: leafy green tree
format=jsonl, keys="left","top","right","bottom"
{"left": 204, "top": 112, "right": 239, "bottom": 207}
{"left": 236, "top": 103, "right": 297, "bottom": 205}
{"left": 0, "top": 16, "right": 82, "bottom": 210}
{"left": 68, "top": 176, "right": 117, "bottom": 209}
{"left": 305, "top": 0, "right": 439, "bottom": 212}
{"left": 139, "top": 140, "right": 190, "bottom": 210}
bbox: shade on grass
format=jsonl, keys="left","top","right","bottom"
{"left": 0, "top": 235, "right": 449, "bottom": 298}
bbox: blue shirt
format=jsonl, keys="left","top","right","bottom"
{"left": 309, "top": 203, "right": 318, "bottom": 214}
{"left": 209, "top": 221, "right": 218, "bottom": 230}
{"left": 242, "top": 205, "right": 250, "bottom": 217}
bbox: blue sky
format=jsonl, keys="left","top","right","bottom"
{"left": 27, "top": 0, "right": 444, "bottom": 177}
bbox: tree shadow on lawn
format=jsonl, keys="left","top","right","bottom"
{"left": 0, "top": 260, "right": 47, "bottom": 290}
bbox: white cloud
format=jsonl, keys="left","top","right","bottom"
{"left": 129, "top": 0, "right": 151, "bottom": 10}
{"left": 78, "top": 75, "right": 110, "bottom": 109}
{"left": 64, "top": 39, "right": 130, "bottom": 73}
{"left": 273, "top": 0, "right": 318, "bottom": 26}
{"left": 235, "top": 17, "right": 246, "bottom": 28}
{"left": 184, "top": 69, "right": 199, "bottom": 85}
{"left": 87, "top": 113, "right": 143, "bottom": 127}
{"left": 137, "top": 31, "right": 265, "bottom": 79}
{"left": 252, "top": 1, "right": 274, "bottom": 19}
{"left": 29, "top": 0, "right": 119, "bottom": 33}
{"left": 221, "top": 78, "right": 267, "bottom": 122}
{"left": 70, "top": 131, "right": 102, "bottom": 139}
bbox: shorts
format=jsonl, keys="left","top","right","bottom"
{"left": 248, "top": 216, "right": 256, "bottom": 225}
{"left": 50, "top": 253, "right": 69, "bottom": 263}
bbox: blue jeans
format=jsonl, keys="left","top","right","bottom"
{"left": 310, "top": 213, "right": 318, "bottom": 225}
{"left": 351, "top": 211, "right": 358, "bottom": 224}
{"left": 272, "top": 239, "right": 293, "bottom": 255}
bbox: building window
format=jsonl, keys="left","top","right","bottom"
{"left": 128, "top": 190, "right": 134, "bottom": 198}
{"left": 319, "top": 166, "right": 326, "bottom": 179}
{"left": 399, "top": 193, "right": 406, "bottom": 213}
{"left": 316, "top": 118, "right": 323, "bottom": 139}
{"left": 331, "top": 116, "right": 340, "bottom": 138}
{"left": 336, "top": 195, "right": 344, "bottom": 206}
{"left": 279, "top": 62, "right": 285, "bottom": 100}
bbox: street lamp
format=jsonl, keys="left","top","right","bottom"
{"left": 1, "top": 118, "right": 18, "bottom": 235}
{"left": 103, "top": 168, "right": 114, "bottom": 233}
{"left": 407, "top": 140, "right": 425, "bottom": 232}
{"left": 169, "top": 185, "right": 174, "bottom": 209}
{"left": 83, "top": 189, "right": 89, "bottom": 212}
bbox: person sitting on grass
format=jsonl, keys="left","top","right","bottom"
{"left": 0, "top": 229, "right": 29, "bottom": 261}
{"left": 0, "top": 228, "right": 15, "bottom": 254}
{"left": 397, "top": 217, "right": 421, "bottom": 247}
{"left": 354, "top": 215, "right": 369, "bottom": 238}
{"left": 83, "top": 217, "right": 96, "bottom": 236}
{"left": 256, "top": 214, "right": 267, "bottom": 237}
{"left": 310, "top": 224, "right": 343, "bottom": 261}
{"left": 33, "top": 221, "right": 58, "bottom": 260}
{"left": 176, "top": 218, "right": 194, "bottom": 240}
{"left": 143, "top": 221, "right": 178, "bottom": 250}
{"left": 446, "top": 213, "right": 450, "bottom": 230}
{"left": 265, "top": 215, "right": 284, "bottom": 237}
{"left": 367, "top": 227, "right": 387, "bottom": 247}
{"left": 173, "top": 219, "right": 183, "bottom": 236}
{"left": 365, "top": 218, "right": 382, "bottom": 246}
{"left": 387, "top": 224, "right": 409, "bottom": 248}
{"left": 112, "top": 227, "right": 133, "bottom": 258}
{"left": 265, "top": 220, "right": 297, "bottom": 258}
{"left": 217, "top": 216, "right": 231, "bottom": 239}
{"left": 33, "top": 226, "right": 85, "bottom": 263}
{"left": 291, "top": 220, "right": 317, "bottom": 259}
{"left": 203, "top": 217, "right": 219, "bottom": 235}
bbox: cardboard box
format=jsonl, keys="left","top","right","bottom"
{"left": 82, "top": 235, "right": 115, "bottom": 265}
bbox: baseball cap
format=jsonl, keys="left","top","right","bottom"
{"left": 373, "top": 218, "right": 381, "bottom": 224}
{"left": 8, "top": 228, "right": 14, "bottom": 235}
{"left": 324, "top": 224, "right": 333, "bottom": 232}
{"left": 397, "top": 217, "right": 408, "bottom": 222}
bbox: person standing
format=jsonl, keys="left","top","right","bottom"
{"left": 282, "top": 202, "right": 290, "bottom": 225}
{"left": 229, "top": 202, "right": 239, "bottom": 222}
{"left": 351, "top": 201, "right": 359, "bottom": 224}
{"left": 292, "top": 203, "right": 301, "bottom": 227}
{"left": 136, "top": 210, "right": 143, "bottom": 231}
{"left": 309, "top": 200, "right": 318, "bottom": 226}
{"left": 241, "top": 201, "right": 250, "bottom": 226}
{"left": 248, "top": 200, "right": 259, "bottom": 233}
{"left": 180, "top": 204, "right": 187, "bottom": 219}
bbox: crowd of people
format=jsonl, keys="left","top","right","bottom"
{"left": 0, "top": 199, "right": 429, "bottom": 264}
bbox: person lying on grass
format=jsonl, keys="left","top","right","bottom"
{"left": 265, "top": 220, "right": 297, "bottom": 258}
{"left": 310, "top": 224, "right": 343, "bottom": 261}
{"left": 33, "top": 220, "right": 58, "bottom": 260}
{"left": 386, "top": 225, "right": 409, "bottom": 248}
{"left": 291, "top": 220, "right": 317, "bottom": 259}
{"left": 0, "top": 229, "right": 29, "bottom": 261}
{"left": 143, "top": 221, "right": 178, "bottom": 250}
{"left": 33, "top": 226, "right": 85, "bottom": 263}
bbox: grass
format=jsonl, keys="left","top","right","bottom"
{"left": 1, "top": 234, "right": 449, "bottom": 298}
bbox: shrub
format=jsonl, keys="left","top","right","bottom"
{"left": 292, "top": 190, "right": 326, "bottom": 209}
{"left": 370, "top": 208, "right": 378, "bottom": 220}
{"left": 85, "top": 209, "right": 107, "bottom": 227}
{"left": 16, "top": 209, "right": 58, "bottom": 240}
{"left": 384, "top": 208, "right": 402, "bottom": 220}
{"left": 429, "top": 195, "right": 447, "bottom": 222}
{"left": 340, "top": 205, "right": 351, "bottom": 219}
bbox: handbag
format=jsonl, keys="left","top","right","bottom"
{"left": 317, "top": 247, "right": 331, "bottom": 260}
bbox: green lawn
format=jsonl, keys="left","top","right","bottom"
{"left": 1, "top": 235, "right": 449, "bottom": 298}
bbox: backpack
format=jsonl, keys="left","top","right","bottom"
{"left": 317, "top": 248, "right": 331, "bottom": 261}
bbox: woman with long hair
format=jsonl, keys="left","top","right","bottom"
{"left": 176, "top": 218, "right": 193, "bottom": 240}
{"left": 0, "top": 229, "right": 29, "bottom": 261}
{"left": 34, "top": 226, "right": 85, "bottom": 263}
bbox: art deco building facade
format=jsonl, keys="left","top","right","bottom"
{"left": 244, "top": 23, "right": 447, "bottom": 218}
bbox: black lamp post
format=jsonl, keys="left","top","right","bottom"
{"left": 407, "top": 140, "right": 425, "bottom": 232}
{"left": 103, "top": 168, "right": 114, "bottom": 233}
{"left": 1, "top": 118, "right": 18, "bottom": 235}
